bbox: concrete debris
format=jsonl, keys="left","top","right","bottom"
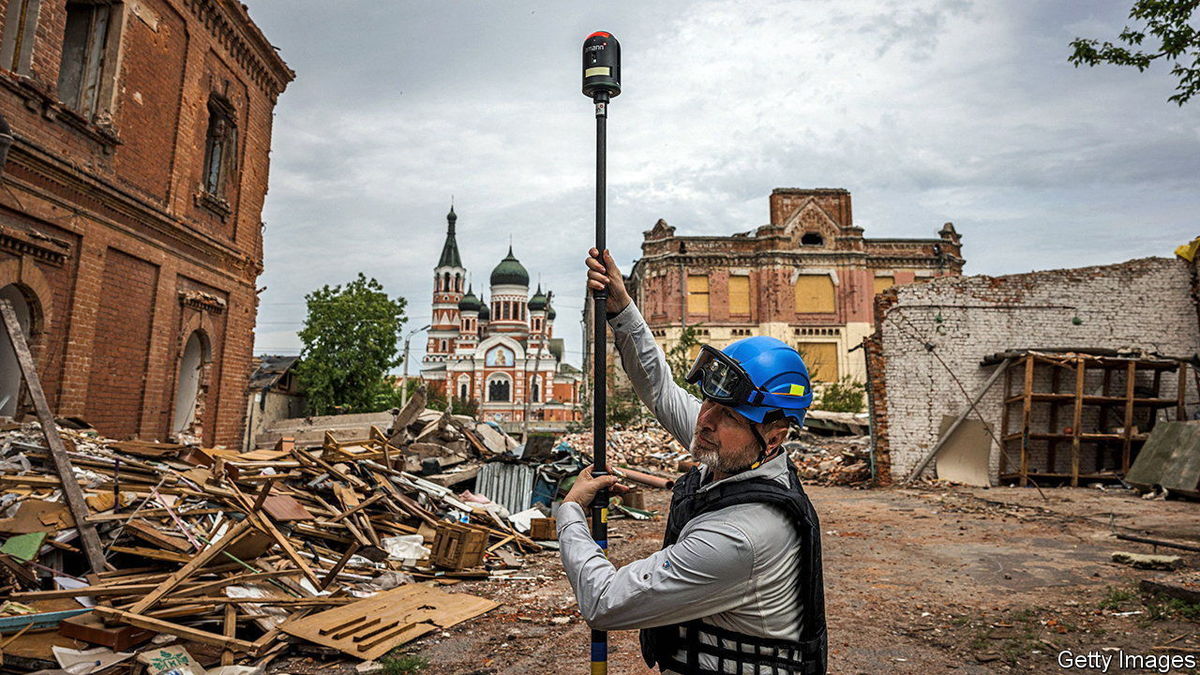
{"left": 1111, "top": 551, "right": 1183, "bottom": 570}
{"left": 788, "top": 433, "right": 872, "bottom": 487}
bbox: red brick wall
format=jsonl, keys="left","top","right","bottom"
{"left": 111, "top": 0, "right": 189, "bottom": 204}
{"left": 84, "top": 248, "right": 158, "bottom": 438}
{"left": 0, "top": 0, "right": 292, "bottom": 447}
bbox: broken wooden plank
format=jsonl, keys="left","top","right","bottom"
{"left": 128, "top": 519, "right": 255, "bottom": 615}
{"left": 93, "top": 606, "right": 257, "bottom": 652}
{"left": 0, "top": 299, "right": 107, "bottom": 574}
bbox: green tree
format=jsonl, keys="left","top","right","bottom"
{"left": 372, "top": 377, "right": 422, "bottom": 412}
{"left": 814, "top": 377, "right": 866, "bottom": 413}
{"left": 664, "top": 324, "right": 703, "bottom": 398}
{"left": 296, "top": 273, "right": 406, "bottom": 415}
{"left": 1069, "top": 0, "right": 1200, "bottom": 105}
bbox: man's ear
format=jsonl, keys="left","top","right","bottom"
{"left": 763, "top": 420, "right": 790, "bottom": 450}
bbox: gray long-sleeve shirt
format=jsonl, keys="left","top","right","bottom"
{"left": 558, "top": 302, "right": 802, "bottom": 669}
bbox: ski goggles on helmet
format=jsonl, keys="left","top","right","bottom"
{"left": 685, "top": 344, "right": 807, "bottom": 409}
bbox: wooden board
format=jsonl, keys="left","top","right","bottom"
{"left": 934, "top": 415, "right": 992, "bottom": 487}
{"left": 261, "top": 494, "right": 314, "bottom": 522}
{"left": 0, "top": 300, "right": 107, "bottom": 573}
{"left": 278, "top": 584, "right": 497, "bottom": 660}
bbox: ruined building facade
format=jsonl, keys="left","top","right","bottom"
{"left": 623, "top": 188, "right": 964, "bottom": 385}
{"left": 420, "top": 207, "right": 582, "bottom": 423}
{"left": 0, "top": 0, "right": 292, "bottom": 446}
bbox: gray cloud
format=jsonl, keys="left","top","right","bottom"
{"left": 247, "top": 0, "right": 1199, "bottom": 367}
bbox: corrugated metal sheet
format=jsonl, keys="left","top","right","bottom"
{"left": 475, "top": 463, "right": 536, "bottom": 514}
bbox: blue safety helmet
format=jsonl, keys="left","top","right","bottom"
{"left": 685, "top": 336, "right": 813, "bottom": 427}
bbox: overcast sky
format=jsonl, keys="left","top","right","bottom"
{"left": 246, "top": 0, "right": 1199, "bottom": 370}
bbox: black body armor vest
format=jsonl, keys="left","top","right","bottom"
{"left": 639, "top": 460, "right": 827, "bottom": 674}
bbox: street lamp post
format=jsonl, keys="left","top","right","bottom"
{"left": 400, "top": 324, "right": 431, "bottom": 409}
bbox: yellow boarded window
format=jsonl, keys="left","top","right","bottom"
{"left": 687, "top": 343, "right": 702, "bottom": 360}
{"left": 687, "top": 275, "right": 709, "bottom": 315}
{"left": 729, "top": 275, "right": 750, "bottom": 315}
{"left": 798, "top": 342, "right": 839, "bottom": 382}
{"left": 794, "top": 275, "right": 836, "bottom": 313}
{"left": 873, "top": 275, "right": 894, "bottom": 295}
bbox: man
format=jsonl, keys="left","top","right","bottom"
{"left": 555, "top": 248, "right": 827, "bottom": 674}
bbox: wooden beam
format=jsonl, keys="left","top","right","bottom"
{"left": 329, "top": 493, "right": 384, "bottom": 522}
{"left": 1178, "top": 362, "right": 1188, "bottom": 422}
{"left": 903, "top": 358, "right": 1012, "bottom": 484}
{"left": 0, "top": 299, "right": 107, "bottom": 574}
{"left": 1071, "top": 356, "right": 1085, "bottom": 487}
{"left": 222, "top": 604, "right": 238, "bottom": 666}
{"left": 92, "top": 606, "right": 257, "bottom": 652}
{"left": 320, "top": 542, "right": 361, "bottom": 591}
{"left": 128, "top": 519, "right": 254, "bottom": 615}
{"left": 1123, "top": 360, "right": 1136, "bottom": 474}
{"left": 1021, "top": 355, "right": 1035, "bottom": 485}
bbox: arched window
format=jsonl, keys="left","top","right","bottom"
{"left": 172, "top": 331, "right": 211, "bottom": 439}
{"left": 440, "top": 339, "right": 448, "bottom": 351}
{"left": 530, "top": 378, "right": 540, "bottom": 403}
{"left": 457, "top": 375, "right": 470, "bottom": 400}
{"left": 488, "top": 376, "right": 511, "bottom": 402}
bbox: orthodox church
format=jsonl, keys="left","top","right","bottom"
{"left": 420, "top": 206, "right": 582, "bottom": 423}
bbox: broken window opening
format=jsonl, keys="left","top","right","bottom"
{"left": 801, "top": 232, "right": 824, "bottom": 246}
{"left": 530, "top": 378, "right": 540, "bottom": 403}
{"left": 1, "top": 0, "right": 41, "bottom": 75}
{"left": 202, "top": 94, "right": 238, "bottom": 198}
{"left": 57, "top": 1, "right": 113, "bottom": 116}
{"left": 171, "top": 331, "right": 211, "bottom": 441}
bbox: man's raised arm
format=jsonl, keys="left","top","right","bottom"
{"left": 585, "top": 248, "right": 701, "bottom": 447}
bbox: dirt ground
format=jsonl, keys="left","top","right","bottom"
{"left": 273, "top": 484, "right": 1200, "bottom": 674}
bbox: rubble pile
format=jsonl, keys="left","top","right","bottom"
{"left": 560, "top": 419, "right": 688, "bottom": 474}
{"left": 788, "top": 433, "right": 872, "bottom": 487}
{"left": 562, "top": 417, "right": 874, "bottom": 487}
{"left": 0, "top": 384, "right": 678, "bottom": 672}
{"left": 0, "top": 393, "right": 548, "bottom": 672}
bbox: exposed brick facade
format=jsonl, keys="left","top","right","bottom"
{"left": 866, "top": 257, "right": 1200, "bottom": 485}
{"left": 614, "top": 188, "right": 964, "bottom": 388}
{"left": 0, "top": 0, "right": 291, "bottom": 447}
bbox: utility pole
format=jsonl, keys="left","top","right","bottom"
{"left": 522, "top": 292, "right": 552, "bottom": 438}
{"left": 400, "top": 324, "right": 430, "bottom": 409}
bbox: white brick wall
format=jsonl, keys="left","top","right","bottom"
{"left": 874, "top": 257, "right": 1199, "bottom": 483}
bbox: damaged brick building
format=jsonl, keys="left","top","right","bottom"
{"left": 867, "top": 256, "right": 1200, "bottom": 486}
{"left": 622, "top": 188, "right": 964, "bottom": 384}
{"left": 0, "top": 0, "right": 292, "bottom": 446}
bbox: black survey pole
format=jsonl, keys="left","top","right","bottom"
{"left": 582, "top": 30, "right": 620, "bottom": 675}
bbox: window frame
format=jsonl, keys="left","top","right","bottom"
{"left": 1, "top": 0, "right": 41, "bottom": 75}
{"left": 56, "top": 1, "right": 122, "bottom": 121}
{"left": 201, "top": 94, "right": 239, "bottom": 203}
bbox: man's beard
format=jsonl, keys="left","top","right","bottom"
{"left": 690, "top": 434, "right": 754, "bottom": 474}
